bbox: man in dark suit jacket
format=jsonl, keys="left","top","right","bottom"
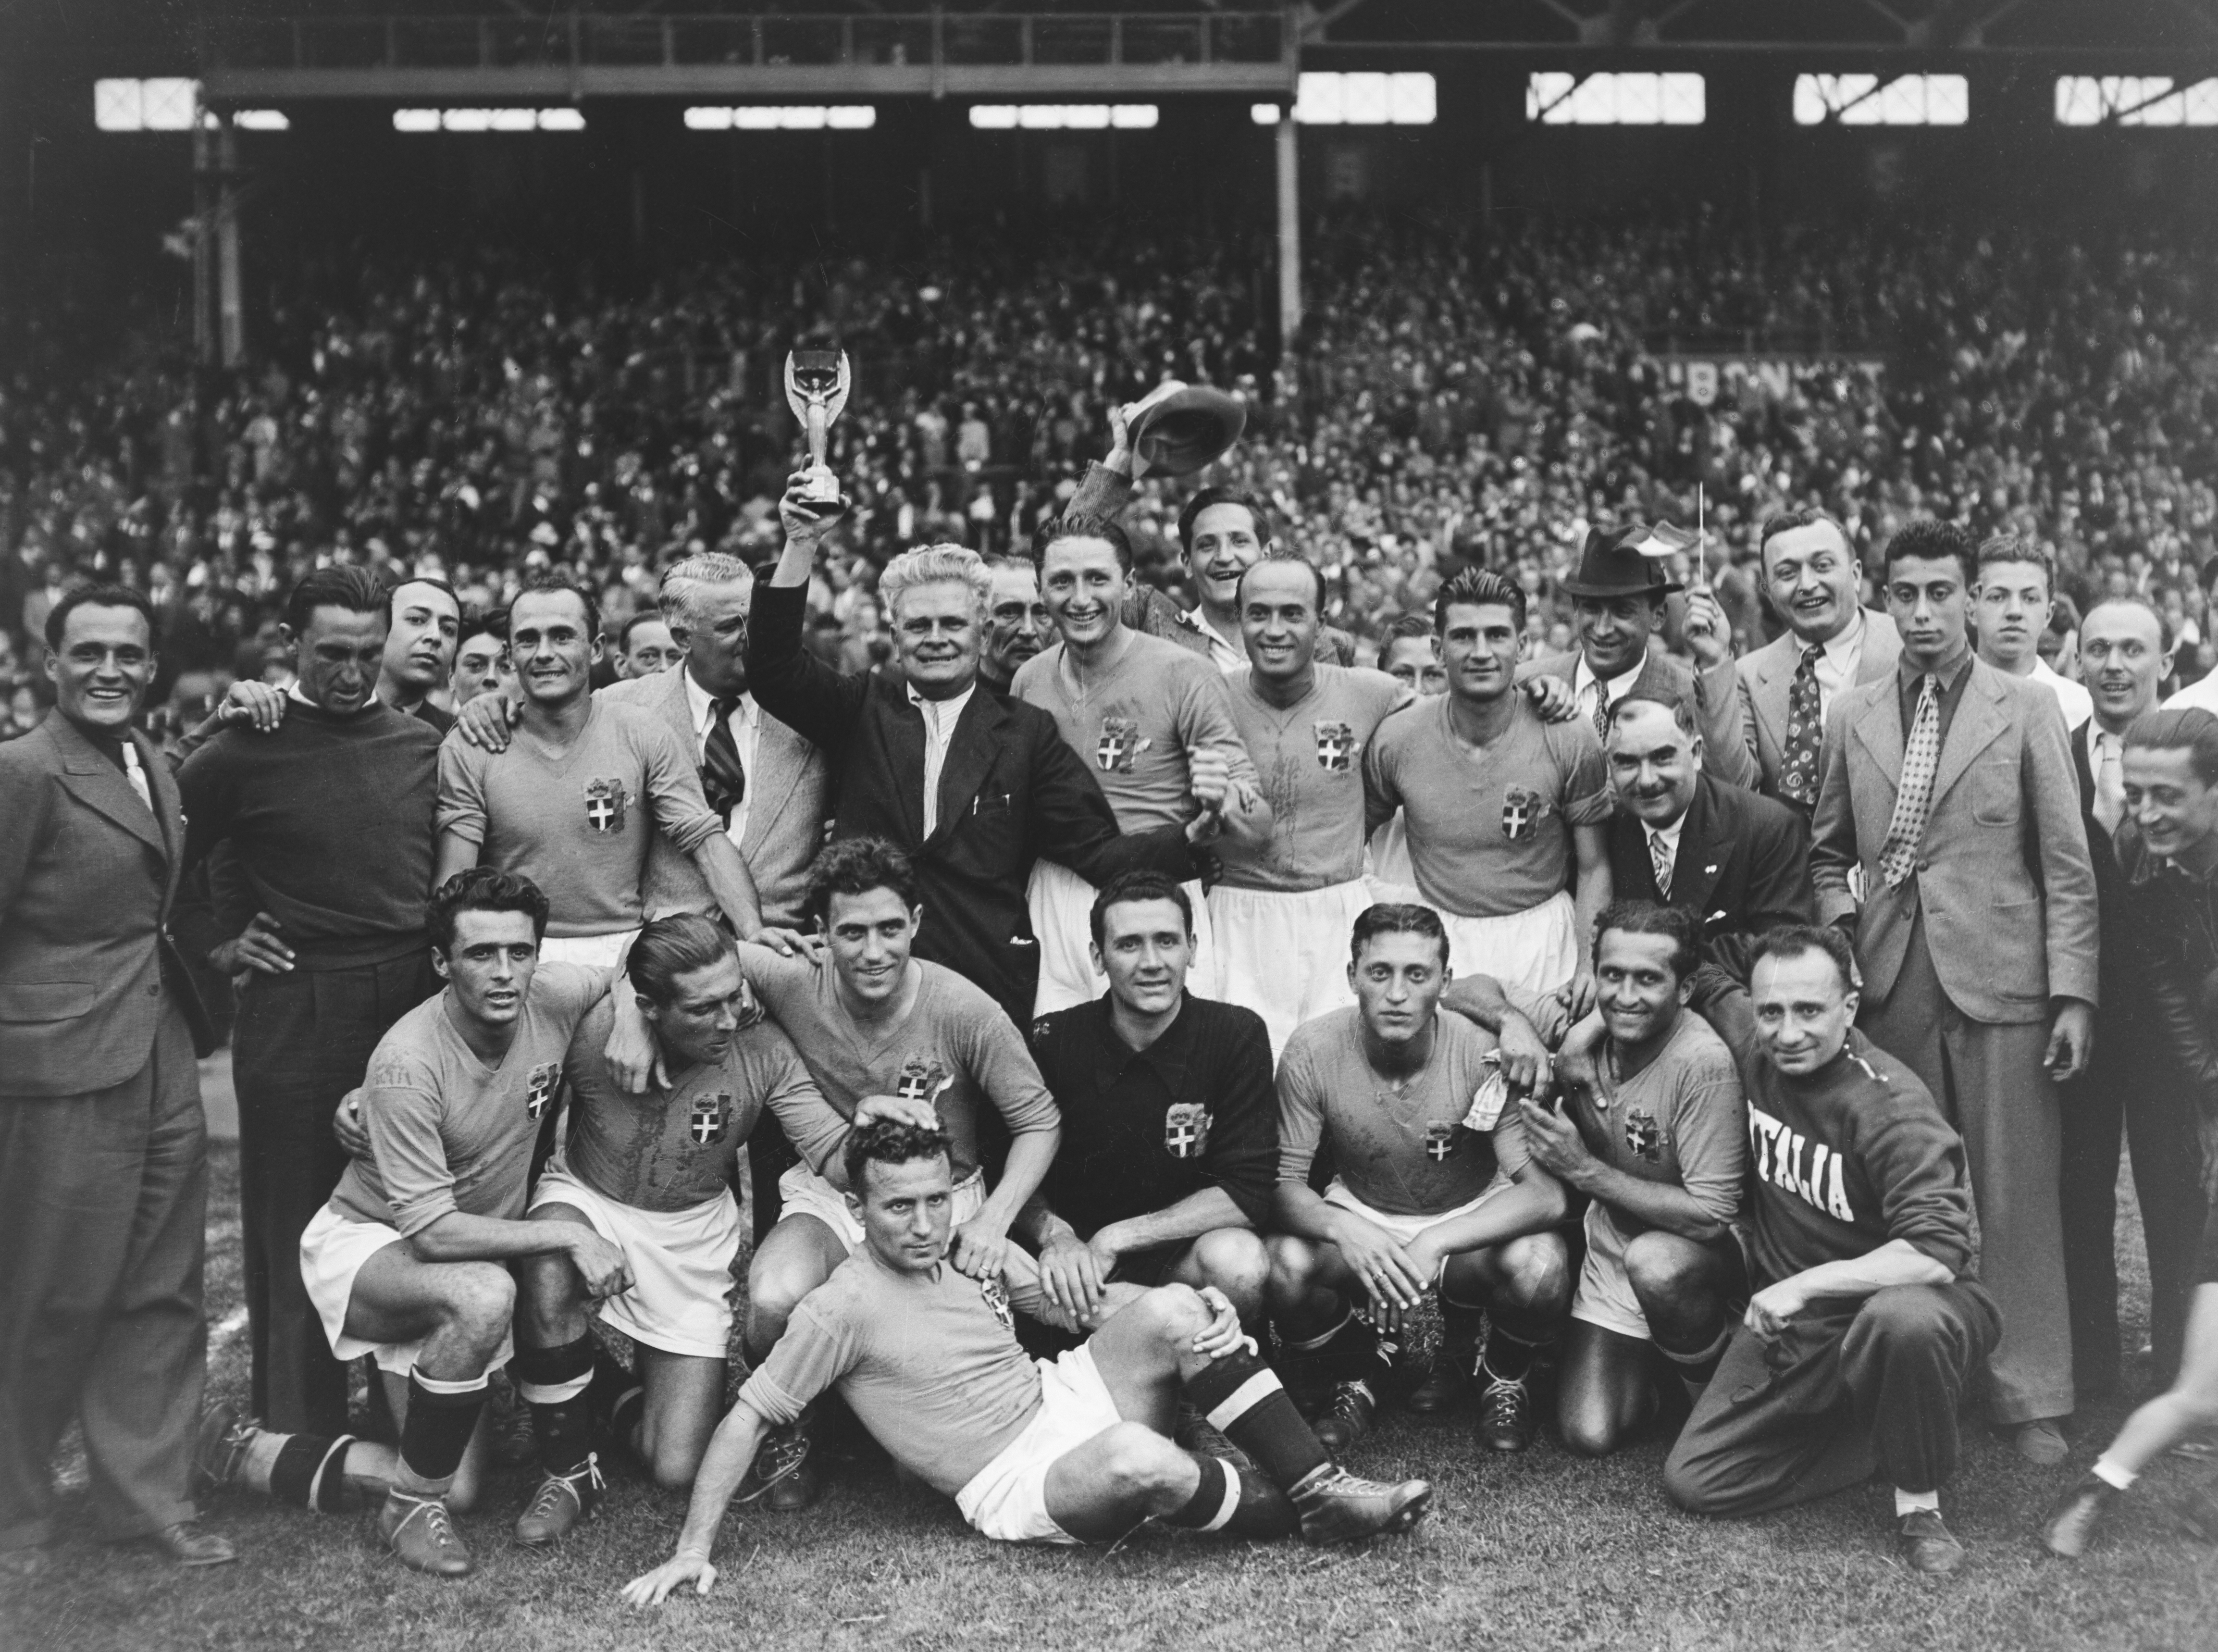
{"left": 1519, "top": 525, "right": 1757, "bottom": 791}
{"left": 2059, "top": 596, "right": 2209, "bottom": 1394}
{"left": 0, "top": 586, "right": 232, "bottom": 1573}
{"left": 749, "top": 481, "right": 1205, "bottom": 1026}
{"left": 1604, "top": 695, "right": 1814, "bottom": 1004}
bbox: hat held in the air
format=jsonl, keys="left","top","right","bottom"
{"left": 1557, "top": 522, "right": 1691, "bottom": 599}
{"left": 1125, "top": 379, "right": 1247, "bottom": 477}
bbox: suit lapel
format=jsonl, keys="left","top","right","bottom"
{"left": 1674, "top": 776, "right": 1730, "bottom": 917}
{"left": 877, "top": 678, "right": 930, "bottom": 844}
{"left": 50, "top": 716, "right": 168, "bottom": 857}
{"left": 2071, "top": 721, "right": 2095, "bottom": 813}
{"left": 746, "top": 712, "right": 808, "bottom": 845}
{"left": 1848, "top": 680, "right": 1906, "bottom": 789}
{"left": 136, "top": 729, "right": 184, "bottom": 910}
{"left": 1928, "top": 665, "right": 2007, "bottom": 805}
{"left": 925, "top": 691, "right": 1009, "bottom": 849}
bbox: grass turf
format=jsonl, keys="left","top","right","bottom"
{"left": 3, "top": 1143, "right": 2214, "bottom": 1652}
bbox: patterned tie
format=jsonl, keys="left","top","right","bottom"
{"left": 1878, "top": 675, "right": 1942, "bottom": 888}
{"left": 1778, "top": 645, "right": 1824, "bottom": 810}
{"left": 1592, "top": 685, "right": 1611, "bottom": 742}
{"left": 1650, "top": 831, "right": 1674, "bottom": 900}
{"left": 2094, "top": 733, "right": 2126, "bottom": 836}
{"left": 701, "top": 698, "right": 747, "bottom": 824}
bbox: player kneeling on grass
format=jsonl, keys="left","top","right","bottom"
{"left": 1520, "top": 903, "right": 1748, "bottom": 1457}
{"left": 620, "top": 1120, "right": 1431, "bottom": 1603}
{"left": 198, "top": 869, "right": 646, "bottom": 1577}
{"left": 1266, "top": 904, "right": 1573, "bottom": 1456}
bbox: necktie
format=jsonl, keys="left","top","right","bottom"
{"left": 2094, "top": 734, "right": 2126, "bottom": 836}
{"left": 1878, "top": 675, "right": 1941, "bottom": 888}
{"left": 1779, "top": 645, "right": 1824, "bottom": 809}
{"left": 1650, "top": 831, "right": 1674, "bottom": 900}
{"left": 701, "top": 698, "right": 747, "bottom": 824}
{"left": 121, "top": 739, "right": 155, "bottom": 814}
{"left": 1592, "top": 685, "right": 1611, "bottom": 741}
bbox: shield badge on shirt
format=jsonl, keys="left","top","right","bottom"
{"left": 1096, "top": 716, "right": 1144, "bottom": 773}
{"left": 1423, "top": 1120, "right": 1457, "bottom": 1162}
{"left": 979, "top": 1275, "right": 1014, "bottom": 1330}
{"left": 690, "top": 1092, "right": 731, "bottom": 1147}
{"left": 895, "top": 1057, "right": 950, "bottom": 1111}
{"left": 1313, "top": 720, "right": 1357, "bottom": 772}
{"left": 583, "top": 778, "right": 629, "bottom": 834}
{"left": 524, "top": 1062, "right": 560, "bottom": 1121}
{"left": 1164, "top": 1102, "right": 1212, "bottom": 1159}
{"left": 1624, "top": 1108, "right": 1663, "bottom": 1164}
{"left": 1500, "top": 784, "right": 1551, "bottom": 842}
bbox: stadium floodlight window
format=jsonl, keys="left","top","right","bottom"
{"left": 829, "top": 106, "right": 876, "bottom": 129}
{"left": 95, "top": 79, "right": 144, "bottom": 132}
{"left": 1294, "top": 73, "right": 1346, "bottom": 124}
{"left": 394, "top": 109, "right": 439, "bottom": 132}
{"left": 2056, "top": 75, "right": 2218, "bottom": 126}
{"left": 1290, "top": 71, "right": 1436, "bottom": 125}
{"left": 1112, "top": 105, "right": 1158, "bottom": 129}
{"left": 233, "top": 109, "right": 289, "bottom": 132}
{"left": 395, "top": 107, "right": 584, "bottom": 133}
{"left": 537, "top": 108, "right": 584, "bottom": 132}
{"left": 685, "top": 107, "right": 733, "bottom": 131}
{"left": 1527, "top": 72, "right": 1704, "bottom": 126}
{"left": 691, "top": 105, "right": 874, "bottom": 130}
{"left": 1388, "top": 73, "right": 1437, "bottom": 125}
{"left": 1795, "top": 74, "right": 1966, "bottom": 126}
{"left": 1251, "top": 103, "right": 1281, "bottom": 125}
{"left": 970, "top": 105, "right": 1018, "bottom": 129}
{"left": 971, "top": 104, "right": 1153, "bottom": 131}
{"left": 140, "top": 79, "right": 199, "bottom": 131}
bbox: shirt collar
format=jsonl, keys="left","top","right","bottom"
{"left": 1573, "top": 655, "right": 1644, "bottom": 702}
{"left": 907, "top": 680, "right": 975, "bottom": 722}
{"left": 684, "top": 667, "right": 754, "bottom": 733}
{"left": 1817, "top": 605, "right": 1866, "bottom": 665}
{"left": 1646, "top": 815, "right": 1685, "bottom": 854}
{"left": 1087, "top": 992, "right": 1197, "bottom": 1094}
{"left": 1899, "top": 639, "right": 1973, "bottom": 695}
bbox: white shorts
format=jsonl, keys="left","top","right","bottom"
{"left": 528, "top": 1167, "right": 741, "bottom": 1360}
{"left": 1207, "top": 880, "right": 1371, "bottom": 1059}
{"left": 1321, "top": 1175, "right": 1513, "bottom": 1285}
{"left": 954, "top": 1344, "right": 1122, "bottom": 1545}
{"left": 1571, "top": 1204, "right": 1649, "bottom": 1342}
{"left": 299, "top": 1204, "right": 515, "bottom": 1379}
{"left": 1028, "top": 860, "right": 1217, "bottom": 1018}
{"left": 773, "top": 1162, "right": 986, "bottom": 1252}
{"left": 537, "top": 929, "right": 640, "bottom": 969}
{"left": 1364, "top": 813, "right": 1419, "bottom": 903}
{"left": 1437, "top": 890, "right": 1579, "bottom": 998}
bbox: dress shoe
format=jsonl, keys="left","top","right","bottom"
{"left": 148, "top": 1521, "right": 238, "bottom": 1567}
{"left": 2014, "top": 1420, "right": 2069, "bottom": 1466}
{"left": 1894, "top": 1507, "right": 1965, "bottom": 1576}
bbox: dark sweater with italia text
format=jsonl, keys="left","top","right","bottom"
{"left": 176, "top": 699, "right": 442, "bottom": 968}
{"left": 1730, "top": 1027, "right": 1981, "bottom": 1288}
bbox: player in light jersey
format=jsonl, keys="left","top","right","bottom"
{"left": 1015, "top": 514, "right": 1270, "bottom": 1015}
{"left": 1364, "top": 568, "right": 1613, "bottom": 1009}
{"left": 1267, "top": 905, "right": 1574, "bottom": 1457}
{"left": 435, "top": 575, "right": 795, "bottom": 967}
{"left": 1211, "top": 554, "right": 1411, "bottom": 1056}
{"left": 731, "top": 837, "right": 1063, "bottom": 1509}
{"left": 619, "top": 1118, "right": 1432, "bottom": 1603}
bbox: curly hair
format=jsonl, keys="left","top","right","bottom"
{"left": 843, "top": 1117, "right": 953, "bottom": 1197}
{"left": 805, "top": 836, "right": 921, "bottom": 926}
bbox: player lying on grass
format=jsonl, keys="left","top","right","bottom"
{"left": 620, "top": 1119, "right": 1432, "bottom": 1603}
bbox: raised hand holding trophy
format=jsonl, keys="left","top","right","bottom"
{"left": 784, "top": 347, "right": 851, "bottom": 517}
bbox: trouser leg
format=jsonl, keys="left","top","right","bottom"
{"left": 2127, "top": 1068, "right": 2213, "bottom": 1388}
{"left": 1839, "top": 1281, "right": 1999, "bottom": 1494}
{"left": 79, "top": 1008, "right": 210, "bottom": 1541}
{"left": 2058, "top": 1059, "right": 2125, "bottom": 1396}
{"left": 1662, "top": 1318, "right": 1874, "bottom": 1517}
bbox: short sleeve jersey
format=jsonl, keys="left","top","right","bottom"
{"left": 561, "top": 995, "right": 851, "bottom": 1214}
{"left": 1218, "top": 664, "right": 1411, "bottom": 893}
{"left": 329, "top": 963, "right": 611, "bottom": 1235}
{"left": 1567, "top": 1011, "right": 1747, "bottom": 1248}
{"left": 1276, "top": 1007, "right": 1527, "bottom": 1217}
{"left": 436, "top": 699, "right": 722, "bottom": 938}
{"left": 735, "top": 946, "right": 1059, "bottom": 1179}
{"left": 1012, "top": 629, "right": 1259, "bottom": 834}
{"left": 737, "top": 1250, "right": 1043, "bottom": 1497}
{"left": 1363, "top": 695, "right": 1610, "bottom": 919}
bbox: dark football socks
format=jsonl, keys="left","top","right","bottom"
{"left": 1659, "top": 1321, "right": 1732, "bottom": 1398}
{"left": 1479, "top": 1310, "right": 1555, "bottom": 1384}
{"left": 1441, "top": 1303, "right": 1486, "bottom": 1372}
{"left": 1161, "top": 1452, "right": 1299, "bottom": 1538}
{"left": 514, "top": 1335, "right": 597, "bottom": 1476}
{"left": 1183, "top": 1348, "right": 1330, "bottom": 1489}
{"left": 241, "top": 1429, "right": 360, "bottom": 1512}
{"left": 397, "top": 1370, "right": 491, "bottom": 1493}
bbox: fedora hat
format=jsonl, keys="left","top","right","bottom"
{"left": 1125, "top": 380, "right": 1247, "bottom": 477}
{"left": 1557, "top": 523, "right": 1685, "bottom": 600}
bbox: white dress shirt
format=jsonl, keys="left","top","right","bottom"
{"left": 683, "top": 668, "right": 760, "bottom": 847}
{"left": 1572, "top": 657, "right": 1646, "bottom": 729}
{"left": 1183, "top": 607, "right": 1248, "bottom": 676}
{"left": 2165, "top": 665, "right": 2218, "bottom": 715}
{"left": 2087, "top": 724, "right": 2129, "bottom": 835}
{"left": 2029, "top": 658, "right": 2094, "bottom": 732}
{"left": 907, "top": 682, "right": 975, "bottom": 838}
{"left": 1801, "top": 605, "right": 1868, "bottom": 724}
{"left": 1644, "top": 815, "right": 1685, "bottom": 897}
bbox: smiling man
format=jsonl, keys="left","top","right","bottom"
{"left": 176, "top": 565, "right": 446, "bottom": 1441}
{"left": 1972, "top": 534, "right": 2092, "bottom": 733}
{"left": 1810, "top": 517, "right": 2099, "bottom": 1462}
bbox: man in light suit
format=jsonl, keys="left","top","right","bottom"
{"left": 1811, "top": 519, "right": 2101, "bottom": 1463}
{"left": 1683, "top": 507, "right": 1902, "bottom": 810}
{"left": 0, "top": 586, "right": 234, "bottom": 1573}
{"left": 1520, "top": 525, "right": 1757, "bottom": 792}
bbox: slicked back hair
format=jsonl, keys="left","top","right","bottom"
{"left": 657, "top": 552, "right": 754, "bottom": 629}
{"left": 1593, "top": 900, "right": 1698, "bottom": 981}
{"left": 1177, "top": 486, "right": 1275, "bottom": 556}
{"left": 514, "top": 572, "right": 602, "bottom": 642}
{"left": 1748, "top": 924, "right": 1858, "bottom": 998}
{"left": 1037, "top": 512, "right": 1136, "bottom": 575}
{"left": 44, "top": 583, "right": 156, "bottom": 651}
{"left": 880, "top": 543, "right": 992, "bottom": 625}
{"left": 2124, "top": 706, "right": 2218, "bottom": 787}
{"left": 628, "top": 913, "right": 734, "bottom": 1008}
{"left": 1756, "top": 506, "right": 1853, "bottom": 571}
{"left": 1433, "top": 567, "right": 1527, "bottom": 638}
{"left": 2081, "top": 592, "right": 2174, "bottom": 655}
{"left": 1350, "top": 902, "right": 1450, "bottom": 969}
{"left": 1975, "top": 532, "right": 2056, "bottom": 596}
{"left": 1089, "top": 869, "right": 1194, "bottom": 950}
{"left": 285, "top": 564, "right": 389, "bottom": 637}
{"left": 1236, "top": 550, "right": 1329, "bottom": 612}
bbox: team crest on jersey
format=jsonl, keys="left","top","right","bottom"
{"left": 1624, "top": 1108, "right": 1662, "bottom": 1163}
{"left": 979, "top": 1275, "right": 1014, "bottom": 1329}
{"left": 1313, "top": 720, "right": 1357, "bottom": 772}
{"left": 583, "top": 778, "right": 630, "bottom": 834}
{"left": 690, "top": 1092, "right": 731, "bottom": 1147}
{"left": 1424, "top": 1120, "right": 1457, "bottom": 1162}
{"left": 895, "top": 1056, "right": 950, "bottom": 1110}
{"left": 1095, "top": 716, "right": 1145, "bottom": 773}
{"left": 1164, "top": 1102, "right": 1212, "bottom": 1159}
{"left": 523, "top": 1062, "right": 560, "bottom": 1121}
{"left": 1500, "top": 784, "right": 1552, "bottom": 842}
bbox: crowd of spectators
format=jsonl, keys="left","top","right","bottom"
{"left": 5, "top": 204, "right": 2218, "bottom": 731}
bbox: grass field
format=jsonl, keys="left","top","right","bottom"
{"left": 4, "top": 1143, "right": 2215, "bottom": 1652}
